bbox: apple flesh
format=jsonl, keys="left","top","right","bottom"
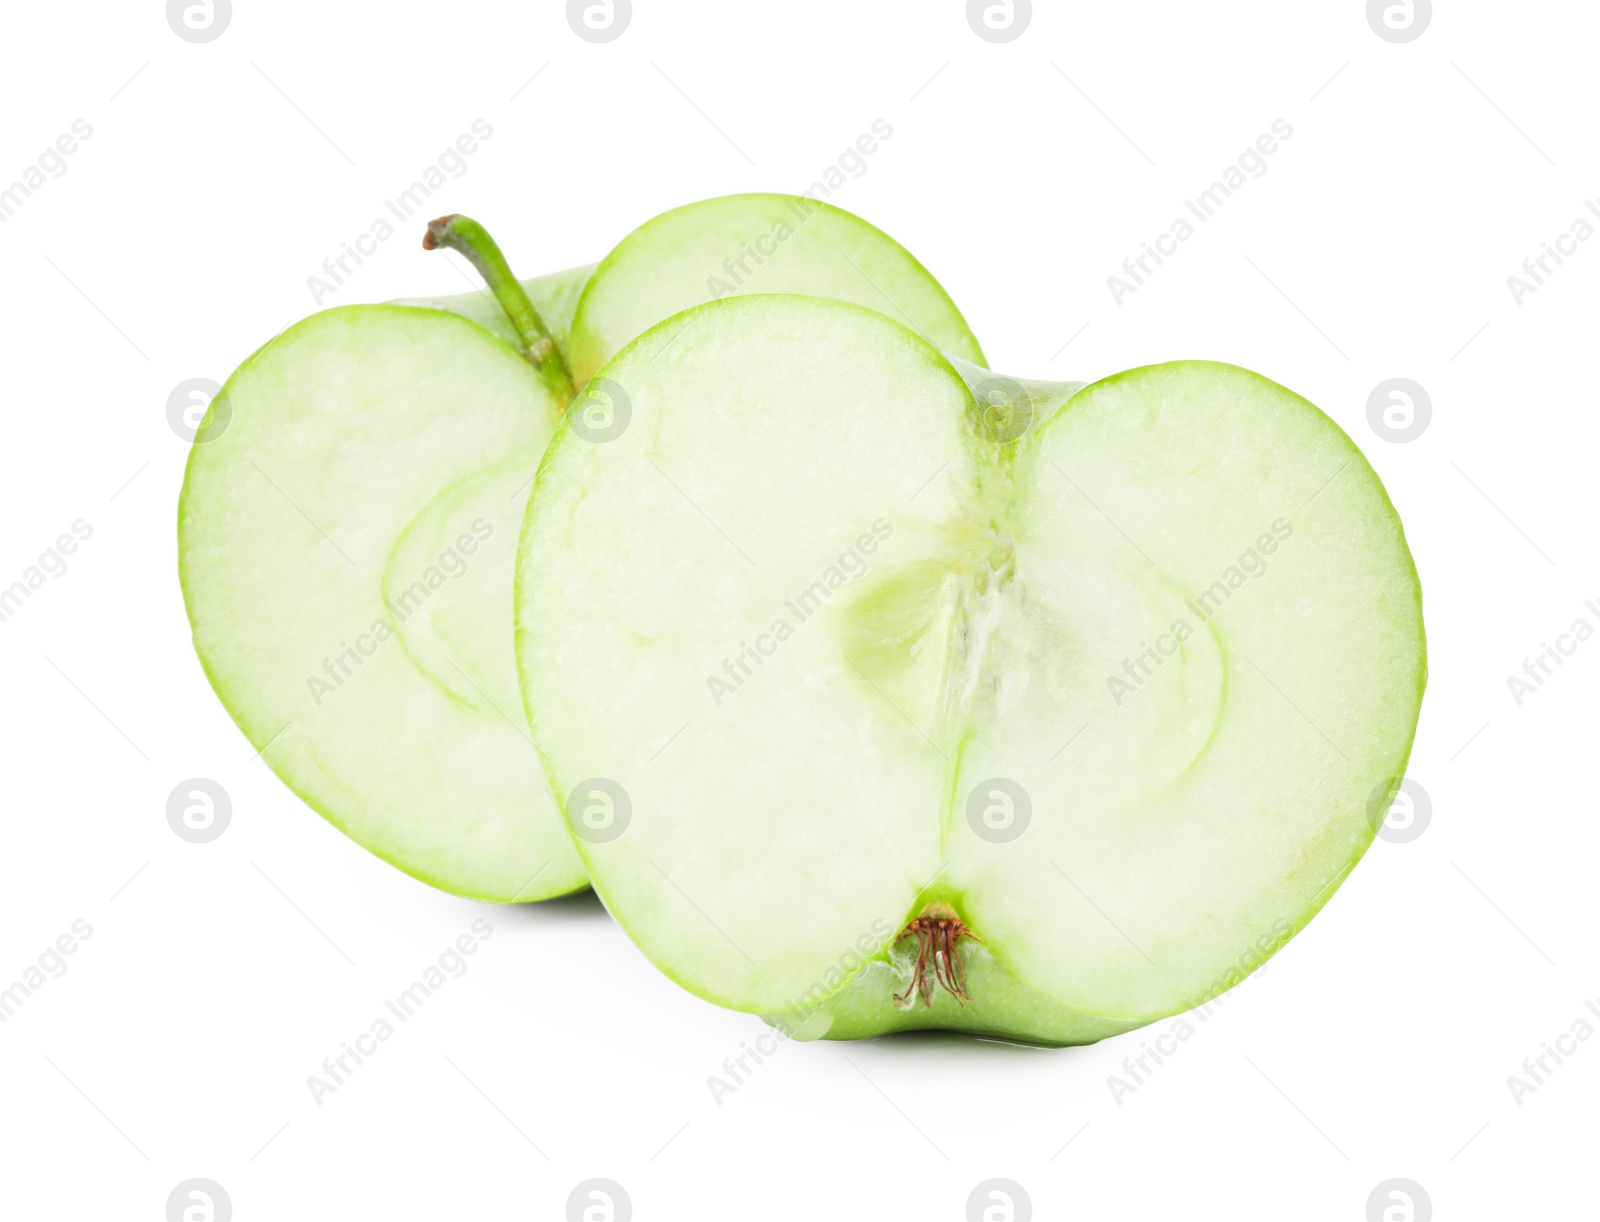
{"left": 516, "top": 295, "right": 1426, "bottom": 1041}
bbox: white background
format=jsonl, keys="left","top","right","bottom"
{"left": 0, "top": 2, "right": 1593, "bottom": 1218}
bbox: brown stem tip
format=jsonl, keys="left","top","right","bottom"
{"left": 893, "top": 904, "right": 981, "bottom": 1009}
{"left": 421, "top": 214, "right": 458, "bottom": 250}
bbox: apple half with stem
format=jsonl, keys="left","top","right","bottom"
{"left": 180, "top": 201, "right": 984, "bottom": 902}
{"left": 516, "top": 295, "right": 1426, "bottom": 1040}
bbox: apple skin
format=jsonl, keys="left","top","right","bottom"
{"left": 764, "top": 942, "right": 1143, "bottom": 1045}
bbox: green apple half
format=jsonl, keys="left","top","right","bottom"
{"left": 180, "top": 202, "right": 984, "bottom": 902}
{"left": 517, "top": 295, "right": 1426, "bottom": 1040}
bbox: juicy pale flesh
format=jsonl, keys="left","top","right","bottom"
{"left": 565, "top": 193, "right": 986, "bottom": 385}
{"left": 517, "top": 296, "right": 1426, "bottom": 1043}
{"left": 180, "top": 306, "right": 584, "bottom": 901}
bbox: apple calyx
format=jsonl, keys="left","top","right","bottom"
{"left": 422, "top": 213, "right": 574, "bottom": 409}
{"left": 893, "top": 902, "right": 981, "bottom": 1009}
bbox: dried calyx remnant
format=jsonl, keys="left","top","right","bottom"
{"left": 893, "top": 903, "right": 981, "bottom": 1008}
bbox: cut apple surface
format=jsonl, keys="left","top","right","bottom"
{"left": 517, "top": 295, "right": 1425, "bottom": 1041}
{"left": 180, "top": 305, "right": 582, "bottom": 900}
{"left": 565, "top": 193, "right": 985, "bottom": 384}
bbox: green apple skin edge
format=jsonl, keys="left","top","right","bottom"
{"left": 517, "top": 295, "right": 1426, "bottom": 1044}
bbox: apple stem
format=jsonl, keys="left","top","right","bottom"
{"left": 423, "top": 214, "right": 574, "bottom": 407}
